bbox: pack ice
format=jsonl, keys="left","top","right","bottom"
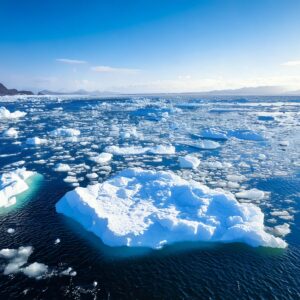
{"left": 0, "top": 168, "right": 36, "bottom": 208}
{"left": 56, "top": 168, "right": 286, "bottom": 249}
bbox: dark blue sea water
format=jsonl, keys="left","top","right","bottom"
{"left": 0, "top": 96, "right": 299, "bottom": 299}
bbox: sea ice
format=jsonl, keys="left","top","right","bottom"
{"left": 179, "top": 155, "right": 200, "bottom": 169}
{"left": 199, "top": 128, "right": 228, "bottom": 140}
{"left": 194, "top": 140, "right": 221, "bottom": 150}
{"left": 54, "top": 163, "right": 71, "bottom": 172}
{"left": 273, "top": 223, "right": 291, "bottom": 237}
{"left": 235, "top": 189, "right": 265, "bottom": 201}
{"left": 50, "top": 128, "right": 80, "bottom": 137}
{"left": 3, "top": 127, "right": 18, "bottom": 138}
{"left": 90, "top": 152, "right": 113, "bottom": 164}
{"left": 0, "top": 168, "right": 36, "bottom": 208}
{"left": 56, "top": 168, "right": 286, "bottom": 249}
{"left": 26, "top": 137, "right": 47, "bottom": 145}
{"left": 0, "top": 106, "right": 26, "bottom": 119}
{"left": 22, "top": 262, "right": 48, "bottom": 278}
{"left": 105, "top": 145, "right": 175, "bottom": 155}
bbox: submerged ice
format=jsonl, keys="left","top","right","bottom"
{"left": 56, "top": 168, "right": 286, "bottom": 249}
{"left": 0, "top": 168, "right": 36, "bottom": 208}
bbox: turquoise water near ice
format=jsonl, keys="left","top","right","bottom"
{"left": 0, "top": 96, "right": 299, "bottom": 299}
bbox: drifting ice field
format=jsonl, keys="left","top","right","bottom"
{"left": 0, "top": 95, "right": 299, "bottom": 299}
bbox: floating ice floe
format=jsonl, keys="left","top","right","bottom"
{"left": 198, "top": 128, "right": 264, "bottom": 142}
{"left": 179, "top": 155, "right": 200, "bottom": 169}
{"left": 0, "top": 106, "right": 27, "bottom": 119}
{"left": 199, "top": 128, "right": 228, "bottom": 140}
{"left": 54, "top": 163, "right": 71, "bottom": 172}
{"left": 0, "top": 245, "right": 75, "bottom": 279}
{"left": 90, "top": 152, "right": 113, "bottom": 164}
{"left": 3, "top": 127, "right": 18, "bottom": 138}
{"left": 26, "top": 137, "right": 47, "bottom": 145}
{"left": 22, "top": 262, "right": 48, "bottom": 278}
{"left": 273, "top": 223, "right": 291, "bottom": 237}
{"left": 56, "top": 168, "right": 286, "bottom": 249}
{"left": 235, "top": 189, "right": 265, "bottom": 201}
{"left": 194, "top": 140, "right": 220, "bottom": 150}
{"left": 105, "top": 144, "right": 175, "bottom": 155}
{"left": 0, "top": 168, "right": 36, "bottom": 208}
{"left": 49, "top": 128, "right": 80, "bottom": 137}
{"left": 228, "top": 130, "right": 264, "bottom": 141}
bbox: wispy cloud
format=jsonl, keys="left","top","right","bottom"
{"left": 56, "top": 58, "right": 87, "bottom": 64}
{"left": 281, "top": 60, "right": 300, "bottom": 66}
{"left": 91, "top": 65, "right": 140, "bottom": 74}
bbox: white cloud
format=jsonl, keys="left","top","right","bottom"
{"left": 281, "top": 60, "right": 300, "bottom": 67}
{"left": 56, "top": 58, "right": 87, "bottom": 64}
{"left": 91, "top": 65, "right": 140, "bottom": 74}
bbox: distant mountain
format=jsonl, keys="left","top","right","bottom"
{"left": 199, "top": 86, "right": 288, "bottom": 96}
{"left": 38, "top": 89, "right": 118, "bottom": 96}
{"left": 283, "top": 89, "right": 300, "bottom": 96}
{"left": 0, "top": 82, "right": 33, "bottom": 96}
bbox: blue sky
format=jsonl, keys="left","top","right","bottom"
{"left": 1, "top": 0, "right": 300, "bottom": 92}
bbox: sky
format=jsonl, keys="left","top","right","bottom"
{"left": 1, "top": 0, "right": 300, "bottom": 93}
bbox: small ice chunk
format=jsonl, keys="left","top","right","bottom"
{"left": 0, "top": 107, "right": 26, "bottom": 119}
{"left": 195, "top": 140, "right": 220, "bottom": 150}
{"left": 22, "top": 262, "right": 48, "bottom": 278}
{"left": 54, "top": 238, "right": 61, "bottom": 245}
{"left": 279, "top": 141, "right": 289, "bottom": 147}
{"left": 86, "top": 173, "right": 98, "bottom": 179}
{"left": 54, "top": 163, "right": 71, "bottom": 172}
{"left": 273, "top": 223, "right": 291, "bottom": 237}
{"left": 90, "top": 152, "right": 113, "bottom": 164}
{"left": 235, "top": 189, "right": 265, "bottom": 201}
{"left": 0, "top": 168, "right": 36, "bottom": 208}
{"left": 7, "top": 228, "right": 15, "bottom": 234}
{"left": 179, "top": 155, "right": 200, "bottom": 169}
{"left": 199, "top": 128, "right": 228, "bottom": 140}
{"left": 3, "top": 128, "right": 18, "bottom": 138}
{"left": 26, "top": 137, "right": 47, "bottom": 145}
{"left": 50, "top": 128, "right": 80, "bottom": 137}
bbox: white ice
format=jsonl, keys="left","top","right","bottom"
{"left": 26, "top": 137, "right": 48, "bottom": 145}
{"left": 179, "top": 155, "right": 200, "bottom": 169}
{"left": 0, "top": 168, "right": 36, "bottom": 208}
{"left": 56, "top": 168, "right": 286, "bottom": 249}
{"left": 0, "top": 106, "right": 26, "bottom": 119}
{"left": 3, "top": 127, "right": 18, "bottom": 138}
{"left": 105, "top": 144, "right": 175, "bottom": 155}
{"left": 49, "top": 128, "right": 80, "bottom": 137}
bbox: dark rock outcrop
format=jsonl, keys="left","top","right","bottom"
{"left": 0, "top": 82, "right": 33, "bottom": 95}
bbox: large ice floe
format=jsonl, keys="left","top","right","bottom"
{"left": 0, "top": 168, "right": 36, "bottom": 208}
{"left": 56, "top": 168, "right": 286, "bottom": 249}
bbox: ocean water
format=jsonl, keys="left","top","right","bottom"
{"left": 0, "top": 95, "right": 299, "bottom": 299}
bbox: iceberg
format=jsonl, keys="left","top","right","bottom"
{"left": 0, "top": 168, "right": 36, "bottom": 208}
{"left": 0, "top": 106, "right": 27, "bottom": 119}
{"left": 56, "top": 168, "right": 286, "bottom": 249}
